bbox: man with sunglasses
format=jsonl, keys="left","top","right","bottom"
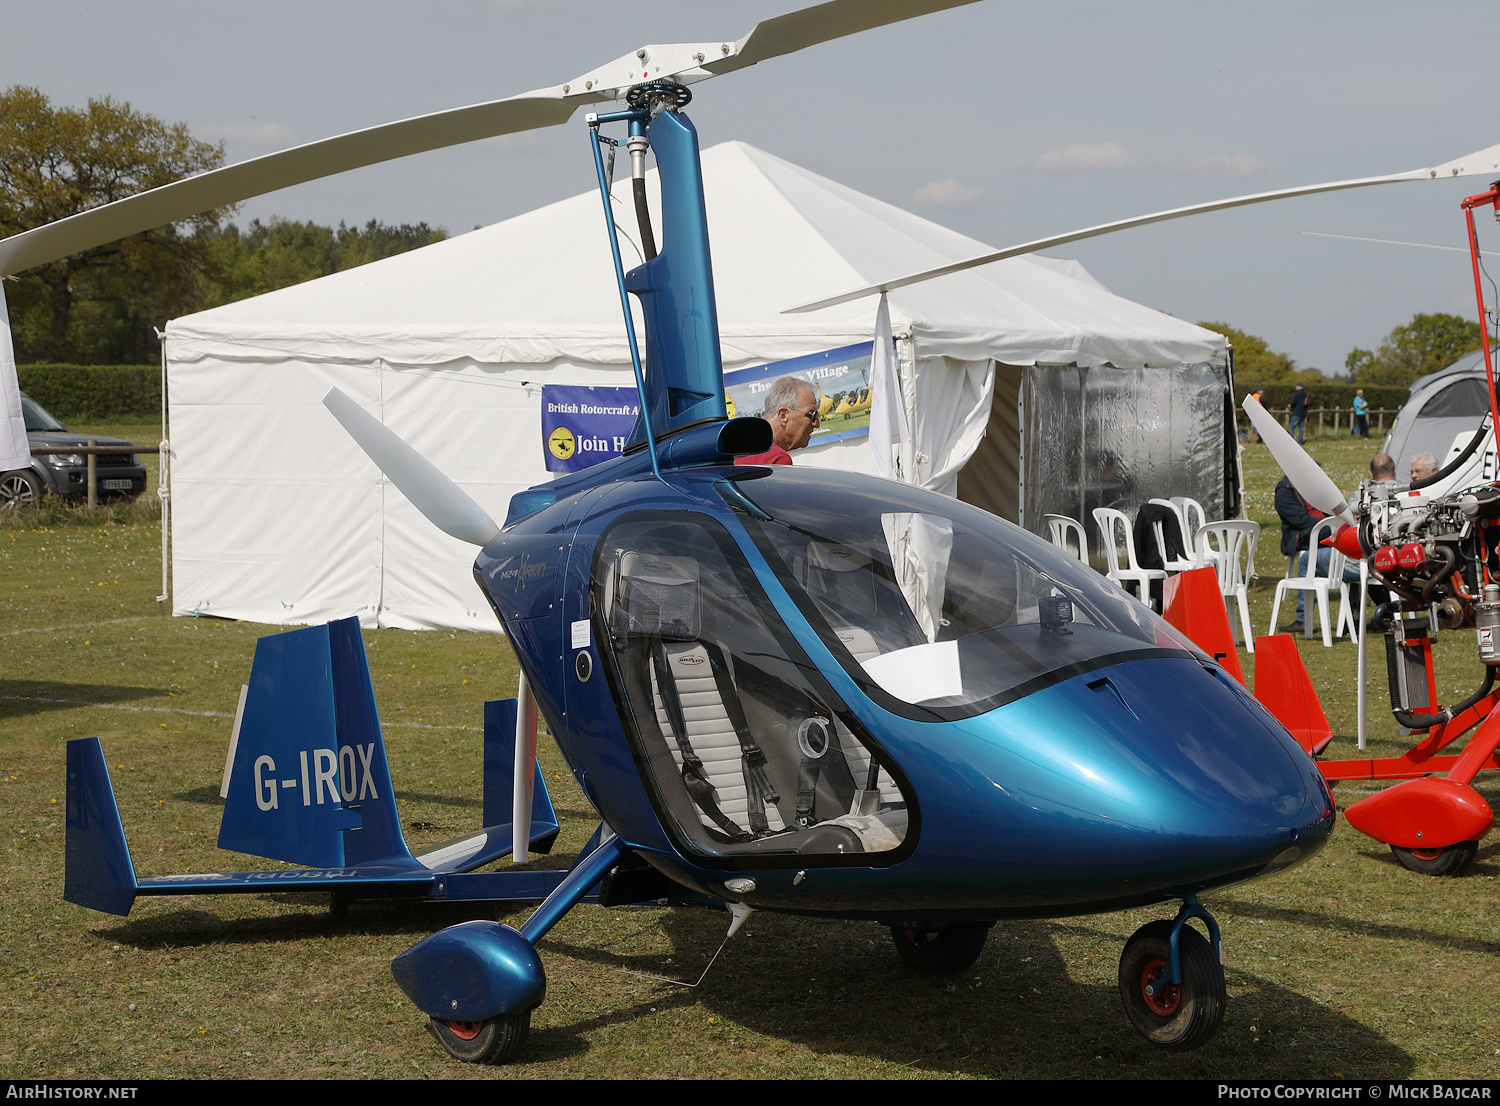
{"left": 740, "top": 375, "right": 821, "bottom": 465}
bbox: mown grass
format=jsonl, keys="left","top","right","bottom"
{"left": 2, "top": 428, "right": 1499, "bottom": 1079}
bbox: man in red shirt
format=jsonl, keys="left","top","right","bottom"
{"left": 739, "top": 375, "right": 820, "bottom": 465}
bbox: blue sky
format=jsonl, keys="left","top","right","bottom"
{"left": 4, "top": 0, "right": 1496, "bottom": 376}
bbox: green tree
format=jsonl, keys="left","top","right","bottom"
{"left": 203, "top": 217, "right": 446, "bottom": 306}
{"left": 1196, "top": 321, "right": 1301, "bottom": 386}
{"left": 1348, "top": 312, "right": 1483, "bottom": 388}
{"left": 0, "top": 86, "right": 230, "bottom": 363}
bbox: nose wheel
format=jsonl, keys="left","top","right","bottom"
{"left": 1118, "top": 911, "right": 1225, "bottom": 1051}
{"left": 427, "top": 1012, "right": 531, "bottom": 1064}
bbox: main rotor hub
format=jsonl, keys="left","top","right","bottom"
{"left": 626, "top": 80, "right": 691, "bottom": 116}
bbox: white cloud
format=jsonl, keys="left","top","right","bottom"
{"left": 196, "top": 120, "right": 297, "bottom": 146}
{"left": 1171, "top": 153, "right": 1266, "bottom": 179}
{"left": 1034, "top": 141, "right": 1140, "bottom": 172}
{"left": 912, "top": 177, "right": 984, "bottom": 207}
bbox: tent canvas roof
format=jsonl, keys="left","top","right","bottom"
{"left": 167, "top": 141, "right": 1226, "bottom": 371}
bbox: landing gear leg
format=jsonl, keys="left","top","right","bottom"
{"left": 1118, "top": 897, "right": 1225, "bottom": 1051}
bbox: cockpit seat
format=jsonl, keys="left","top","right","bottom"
{"left": 607, "top": 542, "right": 906, "bottom": 858}
{"left": 650, "top": 639, "right": 786, "bottom": 839}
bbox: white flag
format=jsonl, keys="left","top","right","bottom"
{"left": 867, "top": 293, "right": 908, "bottom": 477}
{"left": 0, "top": 282, "right": 32, "bottom": 473}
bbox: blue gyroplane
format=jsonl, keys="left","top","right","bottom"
{"left": 336, "top": 85, "right": 1338, "bottom": 1061}
{"left": 39, "top": 1, "right": 1343, "bottom": 1066}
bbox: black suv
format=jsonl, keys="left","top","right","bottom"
{"left": 1, "top": 393, "right": 149, "bottom": 507}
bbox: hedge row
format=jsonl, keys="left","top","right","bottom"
{"left": 1248, "top": 383, "right": 1409, "bottom": 412}
{"left": 17, "top": 364, "right": 160, "bottom": 419}
{"left": 15, "top": 364, "right": 1416, "bottom": 422}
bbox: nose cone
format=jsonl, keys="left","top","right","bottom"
{"left": 915, "top": 657, "right": 1332, "bottom": 911}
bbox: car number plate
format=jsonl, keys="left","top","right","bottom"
{"left": 102, "top": 479, "right": 134, "bottom": 491}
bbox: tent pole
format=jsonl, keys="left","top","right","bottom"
{"left": 156, "top": 329, "right": 170, "bottom": 612}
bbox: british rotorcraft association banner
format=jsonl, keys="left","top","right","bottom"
{"left": 540, "top": 385, "right": 640, "bottom": 473}
{"left": 724, "top": 342, "right": 874, "bottom": 447}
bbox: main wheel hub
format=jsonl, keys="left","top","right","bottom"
{"left": 1140, "top": 960, "right": 1181, "bottom": 1016}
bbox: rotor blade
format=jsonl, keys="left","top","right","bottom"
{"left": 1242, "top": 396, "right": 1356, "bottom": 526}
{"left": 1302, "top": 230, "right": 1500, "bottom": 256}
{"left": 322, "top": 387, "right": 501, "bottom": 548}
{"left": 784, "top": 140, "right": 1500, "bottom": 313}
{"left": 0, "top": 90, "right": 594, "bottom": 276}
{"left": 705, "top": 0, "right": 983, "bottom": 75}
{"left": 0, "top": 1, "right": 982, "bottom": 277}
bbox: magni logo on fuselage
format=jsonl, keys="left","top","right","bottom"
{"left": 253, "top": 743, "right": 380, "bottom": 812}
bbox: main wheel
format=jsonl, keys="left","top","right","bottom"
{"left": 1118, "top": 920, "right": 1225, "bottom": 1051}
{"left": 1390, "top": 840, "right": 1478, "bottom": 877}
{"left": 0, "top": 470, "right": 42, "bottom": 510}
{"left": 890, "top": 923, "right": 989, "bottom": 974}
{"left": 427, "top": 1011, "right": 531, "bottom": 1064}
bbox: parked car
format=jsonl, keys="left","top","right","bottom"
{"left": 1, "top": 393, "right": 149, "bottom": 508}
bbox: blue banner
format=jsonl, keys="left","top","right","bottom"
{"left": 540, "top": 385, "right": 641, "bottom": 473}
{"left": 723, "top": 342, "right": 875, "bottom": 447}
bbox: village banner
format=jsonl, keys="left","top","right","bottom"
{"left": 724, "top": 342, "right": 875, "bottom": 446}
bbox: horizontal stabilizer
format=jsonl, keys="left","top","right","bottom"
{"left": 138, "top": 866, "right": 434, "bottom": 898}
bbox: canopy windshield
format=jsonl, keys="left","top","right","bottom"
{"left": 729, "top": 467, "right": 1204, "bottom": 721}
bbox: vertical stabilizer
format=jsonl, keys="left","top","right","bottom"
{"left": 483, "top": 698, "right": 559, "bottom": 848}
{"left": 64, "top": 737, "right": 139, "bottom": 916}
{"left": 218, "top": 618, "right": 413, "bottom": 868}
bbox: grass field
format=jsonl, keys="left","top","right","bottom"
{"left": 3, "top": 422, "right": 1499, "bottom": 1080}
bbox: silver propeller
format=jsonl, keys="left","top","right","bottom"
{"left": 322, "top": 387, "right": 500, "bottom": 548}
{"left": 784, "top": 140, "right": 1500, "bottom": 314}
{"left": 0, "top": 0, "right": 980, "bottom": 277}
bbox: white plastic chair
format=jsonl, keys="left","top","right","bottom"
{"left": 1196, "top": 520, "right": 1260, "bottom": 653}
{"left": 1043, "top": 513, "right": 1088, "bottom": 563}
{"left": 1148, "top": 499, "right": 1202, "bottom": 571}
{"left": 1268, "top": 516, "right": 1356, "bottom": 647}
{"left": 1171, "top": 497, "right": 1209, "bottom": 551}
{"left": 1092, "top": 507, "right": 1167, "bottom": 609}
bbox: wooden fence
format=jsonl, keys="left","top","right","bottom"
{"left": 1234, "top": 407, "right": 1399, "bottom": 438}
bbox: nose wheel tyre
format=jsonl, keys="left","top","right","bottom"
{"left": 427, "top": 1011, "right": 531, "bottom": 1064}
{"left": 1118, "top": 920, "right": 1224, "bottom": 1051}
{"left": 889, "top": 923, "right": 990, "bottom": 974}
{"left": 1390, "top": 840, "right": 1478, "bottom": 877}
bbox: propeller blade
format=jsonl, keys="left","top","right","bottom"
{"left": 784, "top": 140, "right": 1500, "bottom": 314}
{"left": 1242, "top": 396, "right": 1356, "bottom": 526}
{"left": 0, "top": 0, "right": 982, "bottom": 277}
{"left": 322, "top": 387, "right": 500, "bottom": 548}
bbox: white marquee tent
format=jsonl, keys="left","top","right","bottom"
{"left": 163, "top": 141, "right": 1230, "bottom": 632}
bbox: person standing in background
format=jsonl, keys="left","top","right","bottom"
{"left": 1353, "top": 389, "right": 1369, "bottom": 438}
{"left": 1288, "top": 383, "right": 1310, "bottom": 445}
{"left": 1244, "top": 385, "right": 1266, "bottom": 442}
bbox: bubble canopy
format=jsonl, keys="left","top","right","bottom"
{"left": 727, "top": 467, "right": 1206, "bottom": 722}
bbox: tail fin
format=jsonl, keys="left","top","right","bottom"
{"left": 64, "top": 737, "right": 139, "bottom": 916}
{"left": 218, "top": 617, "right": 413, "bottom": 869}
{"left": 483, "top": 698, "right": 558, "bottom": 850}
